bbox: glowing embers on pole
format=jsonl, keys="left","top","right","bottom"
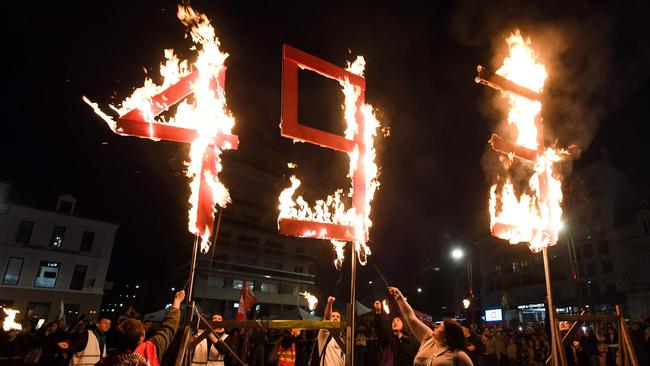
{"left": 300, "top": 291, "right": 319, "bottom": 311}
{"left": 2, "top": 307, "right": 22, "bottom": 331}
{"left": 278, "top": 45, "right": 380, "bottom": 267}
{"left": 477, "top": 30, "right": 565, "bottom": 252}
{"left": 83, "top": 5, "right": 238, "bottom": 253}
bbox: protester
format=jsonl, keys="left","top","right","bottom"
{"left": 191, "top": 313, "right": 231, "bottom": 366}
{"left": 58, "top": 315, "right": 111, "bottom": 366}
{"left": 373, "top": 302, "right": 418, "bottom": 366}
{"left": 317, "top": 296, "right": 344, "bottom": 366}
{"left": 97, "top": 290, "right": 185, "bottom": 366}
{"left": 388, "top": 287, "right": 473, "bottom": 366}
{"left": 460, "top": 320, "right": 484, "bottom": 366}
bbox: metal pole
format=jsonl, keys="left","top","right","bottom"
{"left": 188, "top": 235, "right": 200, "bottom": 303}
{"left": 346, "top": 242, "right": 357, "bottom": 366}
{"left": 543, "top": 248, "right": 559, "bottom": 366}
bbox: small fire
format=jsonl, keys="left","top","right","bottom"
{"left": 84, "top": 5, "right": 235, "bottom": 253}
{"left": 300, "top": 291, "right": 319, "bottom": 311}
{"left": 382, "top": 299, "right": 389, "bottom": 314}
{"left": 2, "top": 308, "right": 22, "bottom": 332}
{"left": 489, "top": 30, "right": 565, "bottom": 252}
{"left": 278, "top": 56, "right": 380, "bottom": 266}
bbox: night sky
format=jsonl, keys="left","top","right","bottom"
{"left": 4, "top": 1, "right": 649, "bottom": 310}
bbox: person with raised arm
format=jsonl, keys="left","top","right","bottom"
{"left": 388, "top": 287, "right": 473, "bottom": 366}
{"left": 316, "top": 296, "right": 344, "bottom": 366}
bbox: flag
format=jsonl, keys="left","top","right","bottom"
{"left": 58, "top": 299, "right": 65, "bottom": 321}
{"left": 236, "top": 281, "right": 256, "bottom": 321}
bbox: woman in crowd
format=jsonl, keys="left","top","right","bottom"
{"left": 388, "top": 287, "right": 473, "bottom": 366}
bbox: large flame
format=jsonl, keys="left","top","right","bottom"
{"left": 2, "top": 308, "right": 22, "bottom": 332}
{"left": 278, "top": 56, "right": 380, "bottom": 266}
{"left": 489, "top": 30, "right": 564, "bottom": 252}
{"left": 382, "top": 299, "right": 390, "bottom": 314}
{"left": 300, "top": 291, "right": 319, "bottom": 311}
{"left": 83, "top": 5, "right": 235, "bottom": 252}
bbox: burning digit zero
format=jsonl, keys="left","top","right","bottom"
{"left": 277, "top": 45, "right": 381, "bottom": 268}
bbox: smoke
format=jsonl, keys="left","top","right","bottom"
{"left": 450, "top": 0, "right": 650, "bottom": 158}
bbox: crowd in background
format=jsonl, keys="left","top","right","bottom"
{"left": 1, "top": 304, "right": 649, "bottom": 366}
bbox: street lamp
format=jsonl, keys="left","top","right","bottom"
{"left": 450, "top": 248, "right": 473, "bottom": 298}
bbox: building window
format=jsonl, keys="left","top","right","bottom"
{"left": 597, "top": 240, "right": 609, "bottom": 256}
{"left": 588, "top": 280, "right": 600, "bottom": 296}
{"left": 0, "top": 300, "right": 15, "bottom": 307}
{"left": 235, "top": 256, "right": 257, "bottom": 266}
{"left": 26, "top": 302, "right": 51, "bottom": 319}
{"left": 34, "top": 261, "right": 60, "bottom": 288}
{"left": 296, "top": 245, "right": 305, "bottom": 254}
{"left": 495, "top": 265, "right": 502, "bottom": 276}
{"left": 512, "top": 262, "right": 520, "bottom": 273}
{"left": 69, "top": 265, "right": 87, "bottom": 290}
{"left": 207, "top": 275, "right": 225, "bottom": 288}
{"left": 602, "top": 258, "right": 613, "bottom": 274}
{"left": 261, "top": 283, "right": 278, "bottom": 293}
{"left": 50, "top": 226, "right": 66, "bottom": 248}
{"left": 605, "top": 284, "right": 617, "bottom": 293}
{"left": 582, "top": 243, "right": 593, "bottom": 259}
{"left": 232, "top": 280, "right": 254, "bottom": 290}
{"left": 587, "top": 262, "right": 597, "bottom": 277}
{"left": 16, "top": 221, "right": 34, "bottom": 244}
{"left": 3, "top": 257, "right": 24, "bottom": 285}
{"left": 81, "top": 231, "right": 95, "bottom": 252}
{"left": 265, "top": 241, "right": 284, "bottom": 256}
{"left": 294, "top": 266, "right": 303, "bottom": 273}
{"left": 264, "top": 261, "right": 282, "bottom": 270}
{"left": 63, "top": 304, "right": 80, "bottom": 327}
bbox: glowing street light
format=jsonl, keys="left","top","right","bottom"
{"left": 451, "top": 248, "right": 464, "bottom": 260}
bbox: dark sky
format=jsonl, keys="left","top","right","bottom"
{"left": 3, "top": 1, "right": 649, "bottom": 308}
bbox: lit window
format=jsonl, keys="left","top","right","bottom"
{"left": 261, "top": 283, "right": 278, "bottom": 293}
{"left": 50, "top": 226, "right": 66, "bottom": 248}
{"left": 35, "top": 261, "right": 60, "bottom": 288}
{"left": 232, "top": 280, "right": 254, "bottom": 290}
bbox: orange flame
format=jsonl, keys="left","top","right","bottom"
{"left": 83, "top": 5, "right": 235, "bottom": 253}
{"left": 278, "top": 57, "right": 380, "bottom": 266}
{"left": 2, "top": 307, "right": 22, "bottom": 331}
{"left": 300, "top": 291, "right": 319, "bottom": 311}
{"left": 382, "top": 299, "right": 389, "bottom": 314}
{"left": 489, "top": 30, "right": 564, "bottom": 252}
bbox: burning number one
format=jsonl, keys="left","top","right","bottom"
{"left": 476, "top": 30, "right": 568, "bottom": 366}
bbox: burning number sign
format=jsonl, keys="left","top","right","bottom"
{"left": 278, "top": 45, "right": 381, "bottom": 267}
{"left": 84, "top": 6, "right": 238, "bottom": 253}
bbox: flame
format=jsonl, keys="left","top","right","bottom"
{"left": 489, "top": 30, "right": 564, "bottom": 252}
{"left": 278, "top": 56, "right": 380, "bottom": 266}
{"left": 382, "top": 299, "right": 389, "bottom": 314}
{"left": 2, "top": 308, "right": 22, "bottom": 331}
{"left": 84, "top": 5, "right": 235, "bottom": 253}
{"left": 300, "top": 291, "right": 319, "bottom": 311}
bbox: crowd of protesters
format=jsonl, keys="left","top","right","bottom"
{"left": 2, "top": 296, "right": 650, "bottom": 366}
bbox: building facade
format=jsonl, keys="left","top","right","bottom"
{"left": 0, "top": 183, "right": 118, "bottom": 324}
{"left": 166, "top": 138, "right": 319, "bottom": 319}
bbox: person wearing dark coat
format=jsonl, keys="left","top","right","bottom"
{"left": 374, "top": 308, "right": 419, "bottom": 366}
{"left": 566, "top": 339, "right": 591, "bottom": 366}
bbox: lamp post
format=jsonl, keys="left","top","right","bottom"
{"left": 451, "top": 248, "right": 473, "bottom": 298}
